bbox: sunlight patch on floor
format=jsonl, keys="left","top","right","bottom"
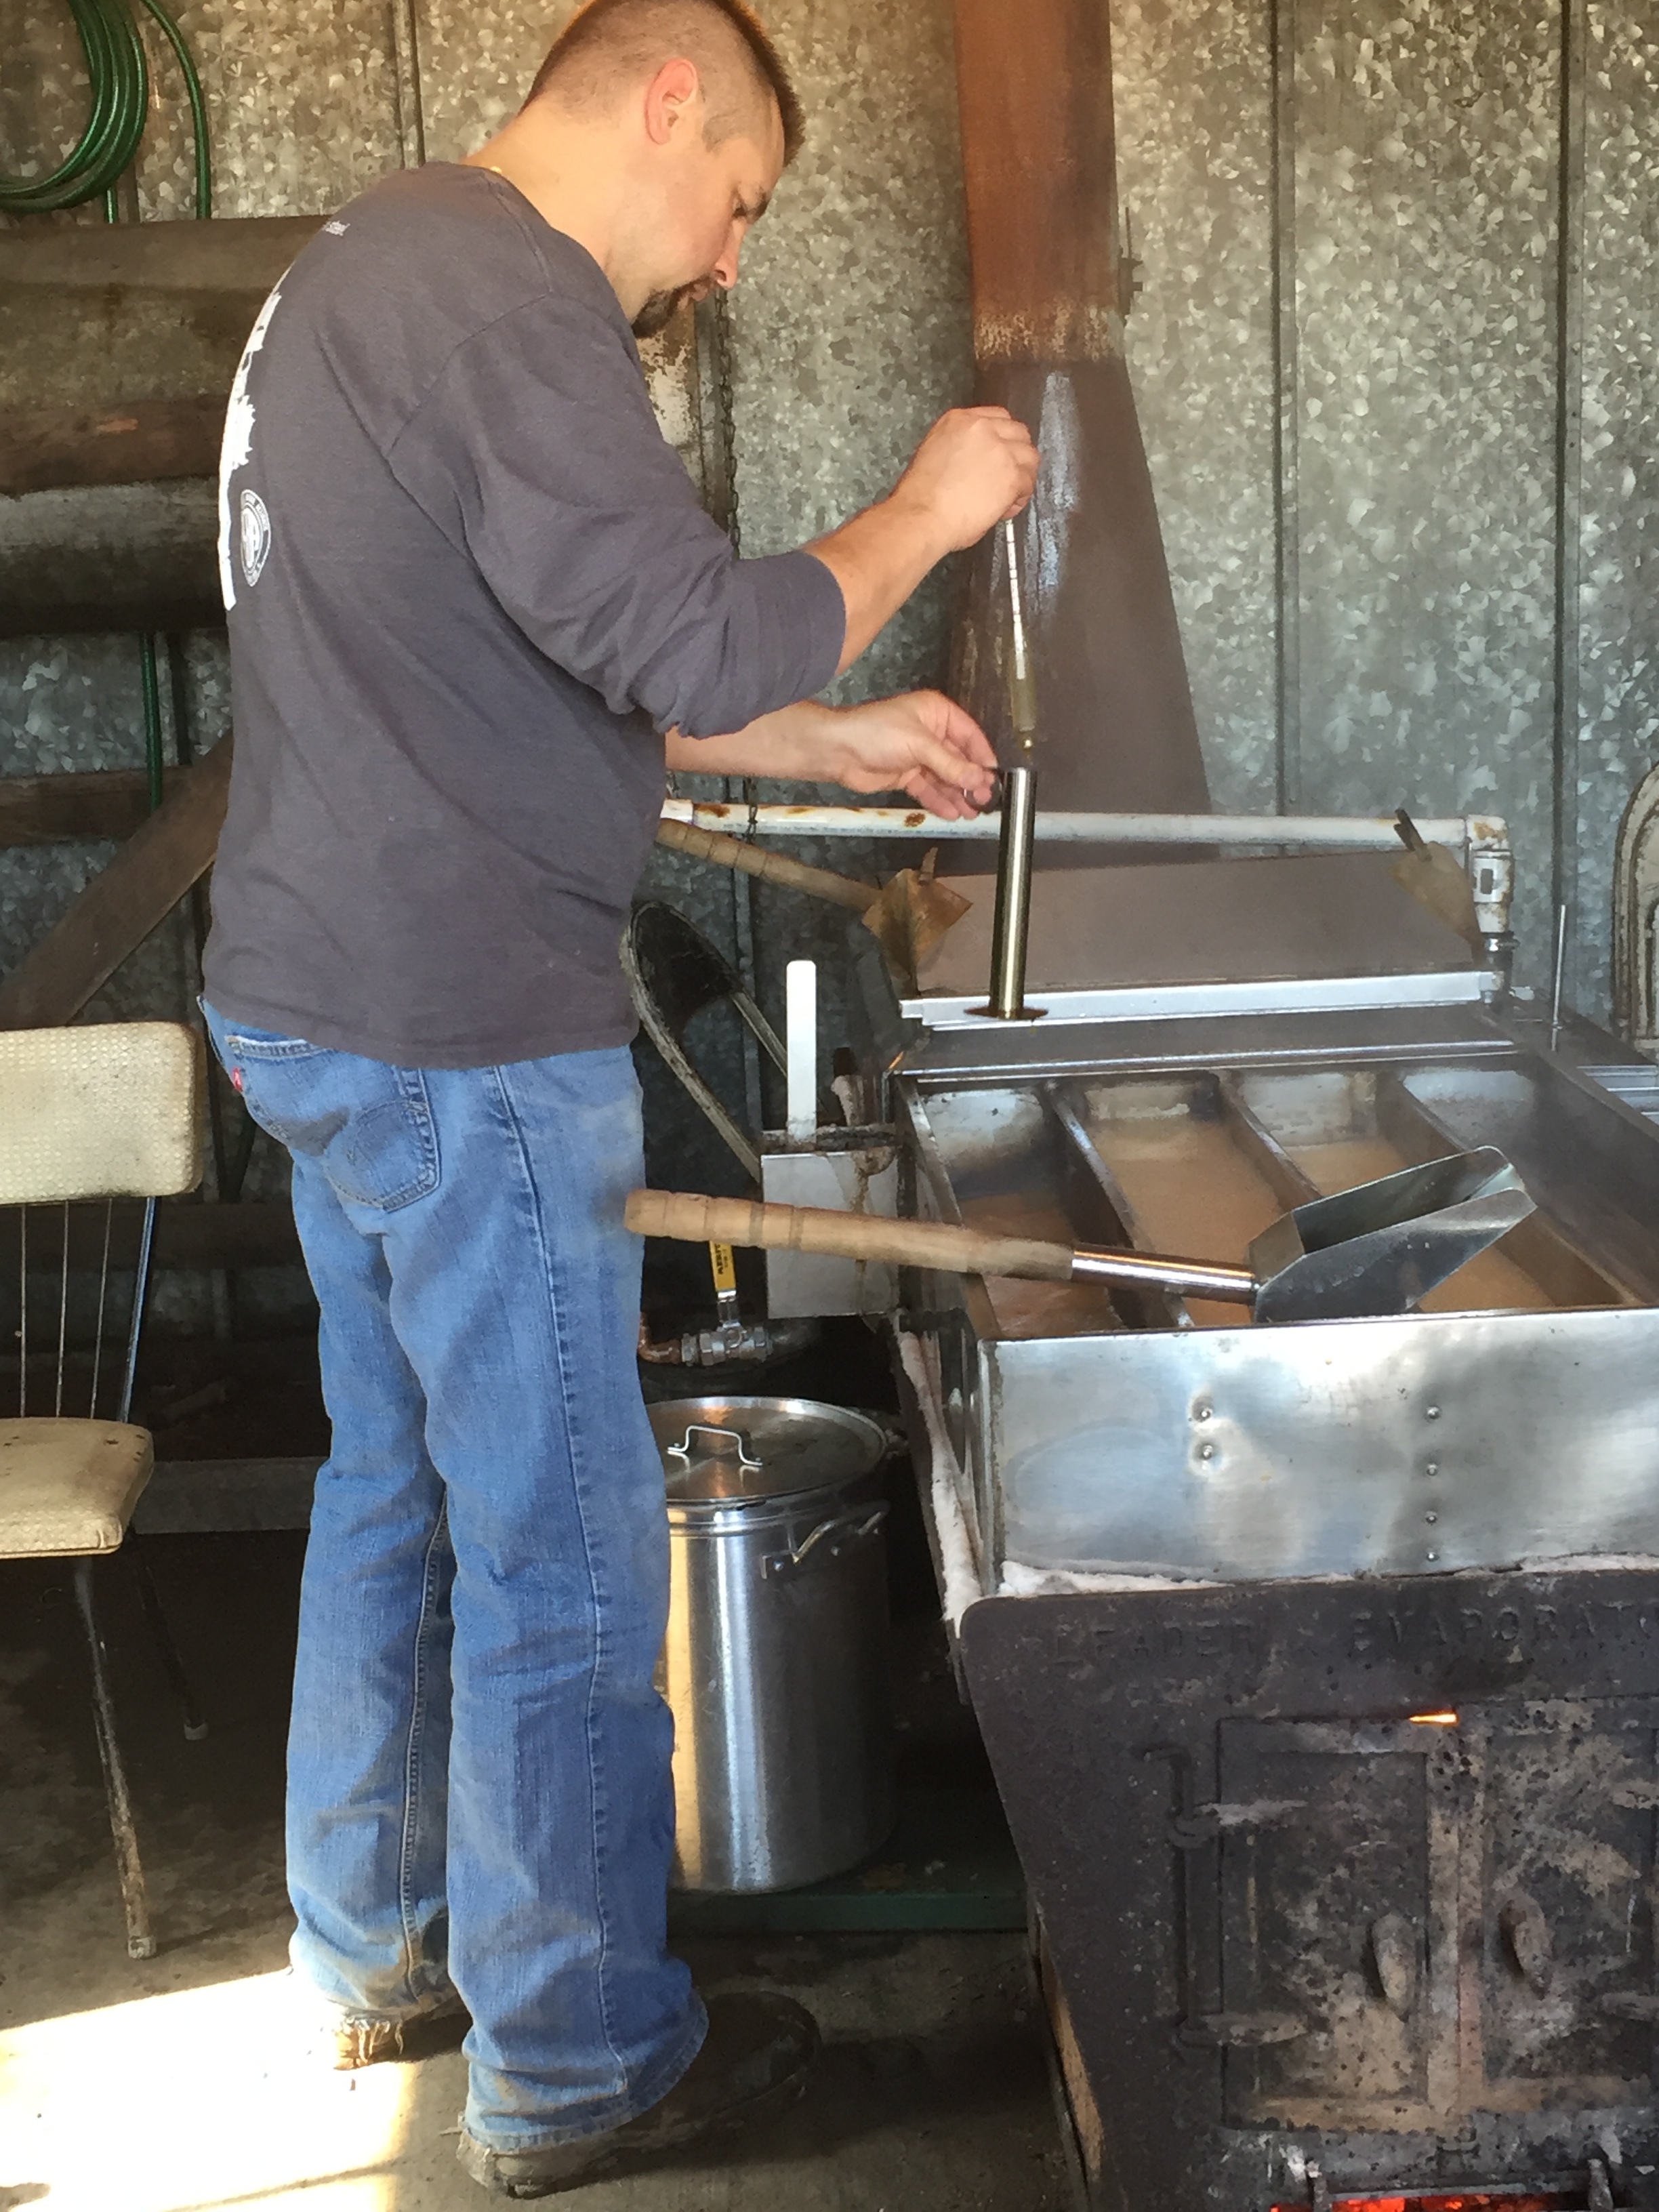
{"left": 0, "top": 1968, "right": 422, "bottom": 2212}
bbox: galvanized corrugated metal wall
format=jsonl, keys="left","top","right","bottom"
{"left": 1576, "top": 1, "right": 1659, "bottom": 1018}
{"left": 4, "top": 0, "right": 1658, "bottom": 1031}
{"left": 1117, "top": 0, "right": 1659, "bottom": 1010}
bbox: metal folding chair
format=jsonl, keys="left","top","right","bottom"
{"left": 0, "top": 1021, "right": 207, "bottom": 1958}
{"left": 623, "top": 900, "right": 786, "bottom": 1183}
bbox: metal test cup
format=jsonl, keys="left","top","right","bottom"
{"left": 973, "top": 516, "right": 1044, "bottom": 1021}
{"left": 977, "top": 763, "right": 1042, "bottom": 1021}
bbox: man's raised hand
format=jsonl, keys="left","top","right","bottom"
{"left": 888, "top": 407, "right": 1040, "bottom": 553}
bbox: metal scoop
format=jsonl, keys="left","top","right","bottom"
{"left": 1125, "top": 1146, "right": 1534, "bottom": 1323}
{"left": 626, "top": 1147, "right": 1534, "bottom": 1326}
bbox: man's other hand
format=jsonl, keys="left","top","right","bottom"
{"left": 888, "top": 407, "right": 1040, "bottom": 553}
{"left": 665, "top": 693, "right": 998, "bottom": 819}
{"left": 816, "top": 692, "right": 998, "bottom": 819}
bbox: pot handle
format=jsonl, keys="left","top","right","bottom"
{"left": 666, "top": 1422, "right": 762, "bottom": 1471}
{"left": 763, "top": 1502, "right": 888, "bottom": 1582}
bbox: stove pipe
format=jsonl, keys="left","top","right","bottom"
{"left": 949, "top": 0, "right": 1212, "bottom": 817}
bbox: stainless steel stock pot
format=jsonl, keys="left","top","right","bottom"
{"left": 648, "top": 1396, "right": 895, "bottom": 1893}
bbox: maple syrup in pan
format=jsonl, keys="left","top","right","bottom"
{"left": 956, "top": 1191, "right": 1120, "bottom": 1339}
{"left": 1288, "top": 1134, "right": 1553, "bottom": 1314}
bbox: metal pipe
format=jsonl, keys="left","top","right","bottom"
{"left": 657, "top": 801, "right": 1517, "bottom": 944}
{"left": 636, "top": 1315, "right": 821, "bottom": 1367}
{"left": 118, "top": 1195, "right": 158, "bottom": 1425}
{"left": 1069, "top": 1248, "right": 1256, "bottom": 1303}
{"left": 659, "top": 800, "right": 1507, "bottom": 852}
{"left": 979, "top": 765, "right": 1040, "bottom": 1020}
{"left": 1551, "top": 899, "right": 1570, "bottom": 1046}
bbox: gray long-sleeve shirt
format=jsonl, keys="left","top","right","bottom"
{"left": 204, "top": 163, "right": 844, "bottom": 1067}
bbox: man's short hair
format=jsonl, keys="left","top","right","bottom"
{"left": 527, "top": 0, "right": 804, "bottom": 163}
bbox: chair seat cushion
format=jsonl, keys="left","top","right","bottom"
{"left": 0, "top": 1420, "right": 153, "bottom": 1556}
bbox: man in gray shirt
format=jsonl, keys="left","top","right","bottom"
{"left": 205, "top": 0, "right": 1036, "bottom": 2192}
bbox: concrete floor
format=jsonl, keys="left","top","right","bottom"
{"left": 0, "top": 1533, "right": 1073, "bottom": 2211}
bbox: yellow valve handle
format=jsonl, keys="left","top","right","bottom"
{"left": 708, "top": 1240, "right": 738, "bottom": 1297}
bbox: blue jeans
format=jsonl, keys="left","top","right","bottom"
{"left": 203, "top": 1007, "right": 703, "bottom": 2150}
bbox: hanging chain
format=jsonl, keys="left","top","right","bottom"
{"left": 712, "top": 286, "right": 741, "bottom": 557}
{"left": 705, "top": 287, "right": 758, "bottom": 827}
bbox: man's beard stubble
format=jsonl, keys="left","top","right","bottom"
{"left": 630, "top": 281, "right": 704, "bottom": 340}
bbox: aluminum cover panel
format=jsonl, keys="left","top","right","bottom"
{"left": 914, "top": 853, "right": 1475, "bottom": 1002}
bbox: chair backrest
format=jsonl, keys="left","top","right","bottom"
{"left": 622, "top": 903, "right": 786, "bottom": 1183}
{"left": 1, "top": 1023, "right": 205, "bottom": 1423}
{"left": 0, "top": 1023, "right": 203, "bottom": 1206}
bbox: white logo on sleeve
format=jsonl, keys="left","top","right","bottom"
{"left": 239, "top": 490, "right": 272, "bottom": 588}
{"left": 218, "top": 279, "right": 284, "bottom": 609}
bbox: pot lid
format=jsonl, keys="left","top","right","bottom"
{"left": 648, "top": 1396, "right": 893, "bottom": 1504}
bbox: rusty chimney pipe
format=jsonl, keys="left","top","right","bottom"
{"left": 949, "top": 0, "right": 1212, "bottom": 817}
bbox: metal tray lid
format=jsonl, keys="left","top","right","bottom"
{"left": 647, "top": 1396, "right": 893, "bottom": 1504}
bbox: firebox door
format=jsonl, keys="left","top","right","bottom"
{"left": 1216, "top": 1703, "right": 1659, "bottom": 2133}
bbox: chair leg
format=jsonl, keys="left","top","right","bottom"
{"left": 129, "top": 1542, "right": 209, "bottom": 1742}
{"left": 72, "top": 1557, "right": 157, "bottom": 1960}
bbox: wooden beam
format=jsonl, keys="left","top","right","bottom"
{"left": 0, "top": 396, "right": 226, "bottom": 497}
{"left": 0, "top": 479, "right": 224, "bottom": 640}
{"left": 0, "top": 735, "right": 232, "bottom": 1029}
{"left": 0, "top": 765, "right": 186, "bottom": 848}
{"left": 0, "top": 213, "right": 323, "bottom": 300}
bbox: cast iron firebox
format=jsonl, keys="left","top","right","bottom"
{"left": 960, "top": 1570, "right": 1659, "bottom": 2212}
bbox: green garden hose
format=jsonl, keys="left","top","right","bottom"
{"left": 138, "top": 634, "right": 165, "bottom": 810}
{"left": 3, "top": 3, "right": 216, "bottom": 804}
{"left": 0, "top": 0, "right": 211, "bottom": 220}
{"left": 134, "top": 0, "right": 211, "bottom": 220}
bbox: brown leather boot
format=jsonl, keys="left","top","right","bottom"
{"left": 456, "top": 1992, "right": 819, "bottom": 2198}
{"left": 333, "top": 1995, "right": 470, "bottom": 2070}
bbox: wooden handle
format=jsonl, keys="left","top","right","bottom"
{"left": 625, "top": 1188, "right": 1076, "bottom": 1284}
{"left": 655, "top": 817, "right": 876, "bottom": 913}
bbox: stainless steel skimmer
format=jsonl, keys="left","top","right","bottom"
{"left": 627, "top": 1147, "right": 1536, "bottom": 1325}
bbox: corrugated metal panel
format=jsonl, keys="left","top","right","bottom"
{"left": 1292, "top": 0, "right": 1562, "bottom": 987}
{"left": 148, "top": 0, "right": 403, "bottom": 219}
{"left": 726, "top": 0, "right": 974, "bottom": 710}
{"left": 5, "top": 0, "right": 1659, "bottom": 1034}
{"left": 1111, "top": 0, "right": 1658, "bottom": 1002}
{"left": 414, "top": 0, "right": 571, "bottom": 165}
{"left": 1113, "top": 0, "right": 1279, "bottom": 815}
{"left": 1574, "top": 0, "right": 1659, "bottom": 1016}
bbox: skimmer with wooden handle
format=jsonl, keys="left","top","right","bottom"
{"left": 626, "top": 1147, "right": 1534, "bottom": 1325}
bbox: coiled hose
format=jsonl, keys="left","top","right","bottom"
{"left": 0, "top": 0, "right": 210, "bottom": 220}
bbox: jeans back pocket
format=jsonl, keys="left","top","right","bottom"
{"left": 217, "top": 1025, "right": 438, "bottom": 1212}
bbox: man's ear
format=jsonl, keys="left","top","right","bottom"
{"left": 642, "top": 56, "right": 701, "bottom": 146}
